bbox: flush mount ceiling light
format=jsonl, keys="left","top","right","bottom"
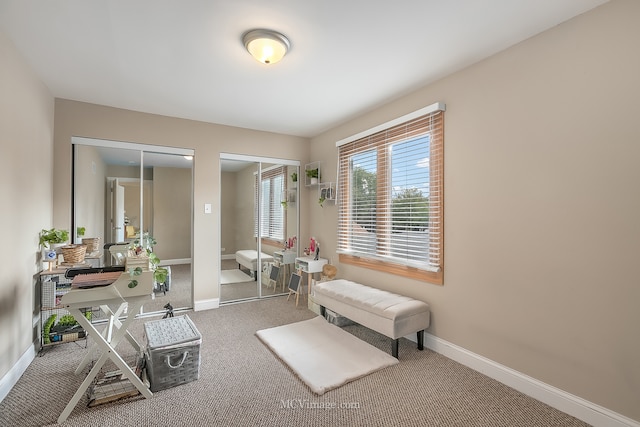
{"left": 242, "top": 29, "right": 290, "bottom": 65}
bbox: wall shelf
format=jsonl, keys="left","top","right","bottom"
{"left": 318, "top": 182, "right": 336, "bottom": 207}
{"left": 304, "top": 161, "right": 321, "bottom": 187}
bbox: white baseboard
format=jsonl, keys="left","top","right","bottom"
{"left": 160, "top": 258, "right": 191, "bottom": 266}
{"left": 194, "top": 298, "right": 219, "bottom": 311}
{"left": 221, "top": 254, "right": 235, "bottom": 260}
{"left": 417, "top": 332, "right": 639, "bottom": 427}
{"left": 0, "top": 344, "right": 36, "bottom": 403}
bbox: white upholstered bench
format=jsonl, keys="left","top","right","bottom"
{"left": 313, "top": 279, "right": 430, "bottom": 358}
{"left": 235, "top": 250, "right": 275, "bottom": 280}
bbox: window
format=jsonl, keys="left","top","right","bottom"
{"left": 255, "top": 166, "right": 286, "bottom": 242}
{"left": 336, "top": 103, "right": 444, "bottom": 284}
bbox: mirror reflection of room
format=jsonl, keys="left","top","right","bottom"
{"left": 73, "top": 140, "right": 193, "bottom": 315}
{"left": 219, "top": 157, "right": 299, "bottom": 304}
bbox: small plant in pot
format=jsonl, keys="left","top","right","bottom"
{"left": 39, "top": 228, "right": 70, "bottom": 249}
{"left": 126, "top": 234, "right": 169, "bottom": 290}
{"left": 306, "top": 168, "right": 319, "bottom": 185}
{"left": 291, "top": 171, "right": 297, "bottom": 183}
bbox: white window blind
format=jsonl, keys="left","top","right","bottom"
{"left": 337, "top": 108, "right": 444, "bottom": 277}
{"left": 255, "top": 166, "right": 286, "bottom": 241}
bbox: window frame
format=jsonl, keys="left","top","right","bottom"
{"left": 254, "top": 166, "right": 287, "bottom": 244}
{"left": 336, "top": 103, "right": 445, "bottom": 285}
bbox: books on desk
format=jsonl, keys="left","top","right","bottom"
{"left": 71, "top": 271, "right": 122, "bottom": 289}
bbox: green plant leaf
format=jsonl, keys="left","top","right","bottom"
{"left": 154, "top": 267, "right": 168, "bottom": 284}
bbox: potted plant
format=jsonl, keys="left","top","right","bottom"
{"left": 291, "top": 171, "right": 297, "bottom": 183}
{"left": 306, "top": 168, "right": 319, "bottom": 185}
{"left": 318, "top": 196, "right": 326, "bottom": 207}
{"left": 39, "top": 228, "right": 69, "bottom": 249}
{"left": 126, "top": 234, "right": 169, "bottom": 289}
{"left": 76, "top": 226, "right": 85, "bottom": 239}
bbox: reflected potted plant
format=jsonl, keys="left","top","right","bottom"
{"left": 126, "top": 234, "right": 169, "bottom": 289}
{"left": 291, "top": 171, "right": 297, "bottom": 183}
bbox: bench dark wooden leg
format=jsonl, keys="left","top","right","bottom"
{"left": 392, "top": 339, "right": 399, "bottom": 358}
{"left": 417, "top": 330, "right": 424, "bottom": 351}
{"left": 319, "top": 305, "right": 326, "bottom": 317}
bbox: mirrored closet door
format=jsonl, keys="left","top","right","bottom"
{"left": 219, "top": 154, "right": 299, "bottom": 304}
{"left": 72, "top": 137, "right": 194, "bottom": 315}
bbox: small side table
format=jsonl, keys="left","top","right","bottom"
{"left": 274, "top": 250, "right": 297, "bottom": 291}
{"left": 294, "top": 256, "right": 328, "bottom": 295}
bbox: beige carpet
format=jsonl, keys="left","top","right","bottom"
{"left": 0, "top": 297, "right": 592, "bottom": 427}
{"left": 256, "top": 316, "right": 399, "bottom": 395}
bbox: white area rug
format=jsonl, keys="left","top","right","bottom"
{"left": 256, "top": 316, "right": 399, "bottom": 395}
{"left": 220, "top": 269, "right": 253, "bottom": 284}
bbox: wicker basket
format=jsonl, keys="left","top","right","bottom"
{"left": 60, "top": 244, "right": 87, "bottom": 264}
{"left": 81, "top": 237, "right": 100, "bottom": 253}
{"left": 144, "top": 315, "right": 202, "bottom": 392}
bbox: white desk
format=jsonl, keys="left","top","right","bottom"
{"left": 57, "top": 271, "right": 154, "bottom": 423}
{"left": 273, "top": 250, "right": 297, "bottom": 291}
{"left": 295, "top": 256, "right": 328, "bottom": 295}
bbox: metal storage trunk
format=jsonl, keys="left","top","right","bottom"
{"left": 324, "top": 308, "right": 354, "bottom": 327}
{"left": 144, "top": 315, "right": 202, "bottom": 392}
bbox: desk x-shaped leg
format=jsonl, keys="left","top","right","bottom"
{"left": 74, "top": 303, "right": 141, "bottom": 375}
{"left": 58, "top": 300, "right": 152, "bottom": 423}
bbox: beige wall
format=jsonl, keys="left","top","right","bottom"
{"left": 74, "top": 145, "right": 107, "bottom": 244}
{"left": 235, "top": 162, "right": 259, "bottom": 252}
{"left": 310, "top": 0, "right": 640, "bottom": 421}
{"left": 152, "top": 167, "right": 192, "bottom": 260}
{"left": 52, "top": 99, "right": 309, "bottom": 307}
{"left": 0, "top": 32, "right": 54, "bottom": 379}
{"left": 220, "top": 171, "right": 238, "bottom": 256}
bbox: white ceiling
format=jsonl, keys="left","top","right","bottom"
{"left": 0, "top": 0, "right": 609, "bottom": 138}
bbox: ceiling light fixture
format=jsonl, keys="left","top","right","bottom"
{"left": 242, "top": 29, "right": 290, "bottom": 65}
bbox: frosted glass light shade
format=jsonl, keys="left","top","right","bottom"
{"left": 243, "top": 29, "right": 290, "bottom": 64}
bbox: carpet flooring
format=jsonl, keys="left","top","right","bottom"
{"left": 0, "top": 297, "right": 591, "bottom": 427}
{"left": 141, "top": 263, "right": 192, "bottom": 314}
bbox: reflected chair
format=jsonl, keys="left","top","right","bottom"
{"left": 108, "top": 244, "right": 130, "bottom": 266}
{"left": 125, "top": 225, "right": 136, "bottom": 239}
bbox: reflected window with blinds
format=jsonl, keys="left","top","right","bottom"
{"left": 255, "top": 166, "right": 286, "bottom": 242}
{"left": 336, "top": 102, "right": 444, "bottom": 284}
